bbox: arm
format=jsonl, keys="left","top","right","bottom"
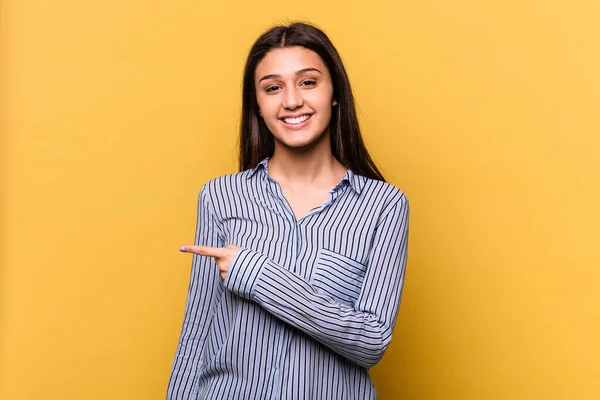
{"left": 167, "top": 185, "right": 223, "bottom": 399}
{"left": 224, "top": 195, "right": 410, "bottom": 368}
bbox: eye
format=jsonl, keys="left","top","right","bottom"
{"left": 265, "top": 85, "right": 281, "bottom": 93}
{"left": 300, "top": 80, "right": 317, "bottom": 87}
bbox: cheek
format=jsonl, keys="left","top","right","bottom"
{"left": 318, "top": 109, "right": 333, "bottom": 129}
{"left": 307, "top": 88, "right": 334, "bottom": 111}
{"left": 256, "top": 96, "right": 278, "bottom": 117}
{"left": 312, "top": 95, "right": 334, "bottom": 122}
{"left": 256, "top": 99, "right": 280, "bottom": 131}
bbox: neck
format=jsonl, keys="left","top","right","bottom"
{"left": 269, "top": 133, "right": 348, "bottom": 188}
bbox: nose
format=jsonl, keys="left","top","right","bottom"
{"left": 282, "top": 86, "right": 303, "bottom": 110}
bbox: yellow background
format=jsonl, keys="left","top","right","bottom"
{"left": 1, "top": 0, "right": 598, "bottom": 399}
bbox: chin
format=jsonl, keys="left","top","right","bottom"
{"left": 279, "top": 139, "right": 315, "bottom": 149}
{"left": 275, "top": 133, "right": 322, "bottom": 149}
{"left": 274, "top": 129, "right": 328, "bottom": 147}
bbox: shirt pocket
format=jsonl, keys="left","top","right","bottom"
{"left": 311, "top": 248, "right": 367, "bottom": 307}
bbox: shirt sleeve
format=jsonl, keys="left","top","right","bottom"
{"left": 167, "top": 185, "right": 224, "bottom": 399}
{"left": 224, "top": 195, "right": 409, "bottom": 369}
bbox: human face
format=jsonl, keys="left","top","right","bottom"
{"left": 254, "top": 46, "right": 337, "bottom": 150}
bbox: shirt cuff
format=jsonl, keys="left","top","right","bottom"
{"left": 224, "top": 247, "right": 269, "bottom": 300}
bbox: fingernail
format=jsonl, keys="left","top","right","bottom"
{"left": 180, "top": 246, "right": 185, "bottom": 252}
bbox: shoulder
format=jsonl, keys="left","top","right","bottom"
{"left": 196, "top": 170, "right": 254, "bottom": 207}
{"left": 200, "top": 170, "right": 253, "bottom": 193}
{"left": 355, "top": 177, "right": 409, "bottom": 228}
{"left": 359, "top": 175, "right": 408, "bottom": 212}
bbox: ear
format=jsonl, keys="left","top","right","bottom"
{"left": 258, "top": 109, "right": 262, "bottom": 116}
{"left": 332, "top": 99, "right": 338, "bottom": 106}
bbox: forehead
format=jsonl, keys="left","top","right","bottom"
{"left": 255, "top": 46, "right": 329, "bottom": 79}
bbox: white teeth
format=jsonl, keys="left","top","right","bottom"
{"left": 283, "top": 115, "right": 310, "bottom": 124}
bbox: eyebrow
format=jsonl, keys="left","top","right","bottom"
{"left": 258, "top": 68, "right": 322, "bottom": 83}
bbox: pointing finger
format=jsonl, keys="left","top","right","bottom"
{"left": 180, "top": 245, "right": 226, "bottom": 258}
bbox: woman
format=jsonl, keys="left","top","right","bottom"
{"left": 167, "top": 22, "right": 409, "bottom": 399}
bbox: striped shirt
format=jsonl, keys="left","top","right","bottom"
{"left": 167, "top": 156, "right": 409, "bottom": 399}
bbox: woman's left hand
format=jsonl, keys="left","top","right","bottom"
{"left": 179, "top": 244, "right": 242, "bottom": 281}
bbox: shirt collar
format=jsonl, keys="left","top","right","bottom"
{"left": 247, "top": 156, "right": 270, "bottom": 179}
{"left": 247, "top": 156, "right": 364, "bottom": 195}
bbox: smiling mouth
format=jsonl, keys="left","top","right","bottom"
{"left": 281, "top": 114, "right": 312, "bottom": 124}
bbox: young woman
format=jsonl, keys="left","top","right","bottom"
{"left": 167, "top": 22, "right": 409, "bottom": 399}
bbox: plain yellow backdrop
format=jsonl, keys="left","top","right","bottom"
{"left": 1, "top": 0, "right": 599, "bottom": 399}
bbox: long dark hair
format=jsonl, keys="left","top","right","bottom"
{"left": 238, "top": 22, "right": 386, "bottom": 181}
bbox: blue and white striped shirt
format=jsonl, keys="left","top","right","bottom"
{"left": 167, "top": 156, "right": 409, "bottom": 399}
